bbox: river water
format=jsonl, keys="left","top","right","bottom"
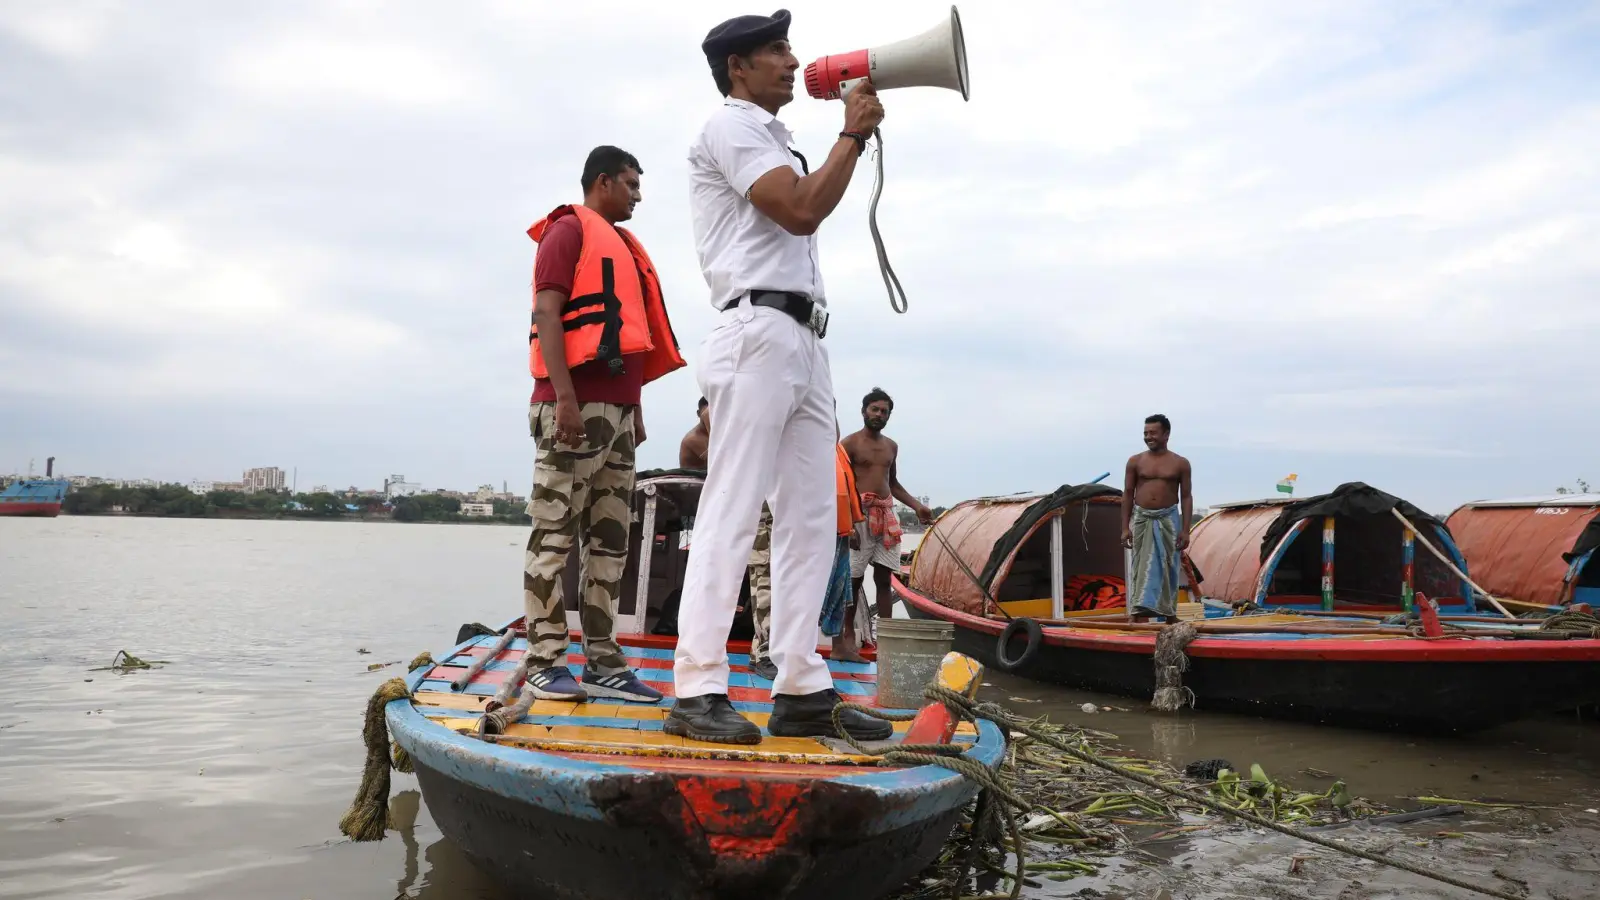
{"left": 2, "top": 517, "right": 1596, "bottom": 899}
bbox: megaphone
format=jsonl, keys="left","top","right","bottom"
{"left": 804, "top": 6, "right": 970, "bottom": 101}
{"left": 801, "top": 7, "right": 970, "bottom": 318}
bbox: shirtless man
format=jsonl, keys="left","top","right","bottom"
{"left": 1120, "top": 414, "right": 1193, "bottom": 624}
{"left": 842, "top": 387, "right": 933, "bottom": 633}
{"left": 679, "top": 396, "right": 777, "bottom": 680}
{"left": 679, "top": 396, "right": 710, "bottom": 468}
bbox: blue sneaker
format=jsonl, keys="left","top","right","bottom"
{"left": 526, "top": 666, "right": 586, "bottom": 702}
{"left": 582, "top": 668, "right": 664, "bottom": 703}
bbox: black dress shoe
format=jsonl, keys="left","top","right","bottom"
{"left": 748, "top": 656, "right": 779, "bottom": 682}
{"left": 663, "top": 694, "right": 761, "bottom": 745}
{"left": 768, "top": 688, "right": 893, "bottom": 741}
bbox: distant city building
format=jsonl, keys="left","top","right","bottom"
{"left": 242, "top": 467, "right": 286, "bottom": 493}
{"left": 460, "top": 502, "right": 494, "bottom": 517}
{"left": 312, "top": 484, "right": 329, "bottom": 494}
{"left": 474, "top": 484, "right": 498, "bottom": 503}
{"left": 189, "top": 480, "right": 215, "bottom": 494}
{"left": 214, "top": 481, "right": 244, "bottom": 492}
{"left": 384, "top": 474, "right": 421, "bottom": 499}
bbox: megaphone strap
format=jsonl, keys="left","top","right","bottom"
{"left": 867, "top": 128, "right": 909, "bottom": 315}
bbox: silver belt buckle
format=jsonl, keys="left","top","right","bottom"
{"left": 808, "top": 303, "right": 829, "bottom": 339}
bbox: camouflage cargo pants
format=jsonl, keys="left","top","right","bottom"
{"left": 746, "top": 503, "right": 774, "bottom": 663}
{"left": 523, "top": 401, "right": 635, "bottom": 676}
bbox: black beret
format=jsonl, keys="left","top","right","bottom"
{"left": 701, "top": 9, "right": 791, "bottom": 68}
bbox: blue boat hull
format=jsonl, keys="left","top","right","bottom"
{"left": 388, "top": 642, "right": 1005, "bottom": 900}
{"left": 411, "top": 757, "right": 976, "bottom": 900}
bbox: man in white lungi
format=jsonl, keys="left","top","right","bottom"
{"left": 665, "top": 8, "right": 893, "bottom": 745}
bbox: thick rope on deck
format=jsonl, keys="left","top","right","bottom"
{"left": 340, "top": 677, "right": 411, "bottom": 842}
{"left": 1151, "top": 620, "right": 1198, "bottom": 712}
{"left": 1539, "top": 609, "right": 1600, "bottom": 639}
{"left": 834, "top": 685, "right": 1526, "bottom": 900}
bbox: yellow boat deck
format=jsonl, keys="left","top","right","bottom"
{"left": 410, "top": 637, "right": 980, "bottom": 767}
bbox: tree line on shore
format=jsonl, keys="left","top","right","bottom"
{"left": 60, "top": 482, "right": 947, "bottom": 529}
{"left": 61, "top": 483, "right": 532, "bottom": 525}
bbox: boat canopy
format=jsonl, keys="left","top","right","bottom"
{"left": 907, "top": 483, "right": 1199, "bottom": 618}
{"left": 1187, "top": 482, "right": 1472, "bottom": 611}
{"left": 1445, "top": 495, "right": 1600, "bottom": 607}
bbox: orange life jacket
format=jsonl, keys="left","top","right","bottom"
{"left": 527, "top": 204, "right": 685, "bottom": 384}
{"left": 836, "top": 443, "right": 864, "bottom": 537}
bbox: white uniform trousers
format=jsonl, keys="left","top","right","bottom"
{"left": 673, "top": 303, "right": 836, "bottom": 699}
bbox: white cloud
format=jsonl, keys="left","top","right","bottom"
{"left": 1, "top": 0, "right": 1596, "bottom": 510}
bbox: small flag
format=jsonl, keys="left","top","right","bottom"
{"left": 1276, "top": 474, "right": 1298, "bottom": 495}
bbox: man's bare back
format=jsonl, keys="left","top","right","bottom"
{"left": 679, "top": 398, "right": 710, "bottom": 469}
{"left": 680, "top": 428, "right": 708, "bottom": 469}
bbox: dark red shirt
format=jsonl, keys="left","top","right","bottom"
{"left": 530, "top": 213, "right": 646, "bottom": 405}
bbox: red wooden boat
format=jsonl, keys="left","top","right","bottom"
{"left": 897, "top": 482, "right": 1600, "bottom": 733}
{"left": 384, "top": 472, "right": 1005, "bottom": 900}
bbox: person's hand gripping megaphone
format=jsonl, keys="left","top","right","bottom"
{"left": 842, "top": 79, "right": 885, "bottom": 137}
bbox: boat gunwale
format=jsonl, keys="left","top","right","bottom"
{"left": 895, "top": 576, "right": 1600, "bottom": 663}
{"left": 387, "top": 624, "right": 1007, "bottom": 836}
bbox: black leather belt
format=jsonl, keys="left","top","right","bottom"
{"left": 725, "top": 290, "right": 828, "bottom": 339}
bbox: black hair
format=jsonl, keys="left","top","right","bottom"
{"left": 1144, "top": 414, "right": 1171, "bottom": 433}
{"left": 580, "top": 145, "right": 642, "bottom": 193}
{"left": 862, "top": 387, "right": 894, "bottom": 411}
{"left": 697, "top": 396, "right": 708, "bottom": 410}
{"left": 712, "top": 43, "right": 768, "bottom": 96}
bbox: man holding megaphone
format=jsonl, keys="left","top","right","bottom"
{"left": 665, "top": 8, "right": 894, "bottom": 746}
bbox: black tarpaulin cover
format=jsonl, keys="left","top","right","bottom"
{"left": 1257, "top": 481, "right": 1450, "bottom": 563}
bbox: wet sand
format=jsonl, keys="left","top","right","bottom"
{"left": 2, "top": 516, "right": 1597, "bottom": 899}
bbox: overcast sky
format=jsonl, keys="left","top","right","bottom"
{"left": 2, "top": 1, "right": 1596, "bottom": 513}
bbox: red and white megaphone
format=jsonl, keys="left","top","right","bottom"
{"left": 803, "top": 6, "right": 969, "bottom": 102}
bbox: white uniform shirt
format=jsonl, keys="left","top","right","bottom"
{"left": 688, "top": 98, "right": 826, "bottom": 310}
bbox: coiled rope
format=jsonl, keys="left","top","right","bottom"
{"left": 339, "top": 651, "right": 434, "bottom": 842}
{"left": 832, "top": 684, "right": 1527, "bottom": 900}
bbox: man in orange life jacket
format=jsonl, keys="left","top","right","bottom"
{"left": 522, "top": 145, "right": 685, "bottom": 704}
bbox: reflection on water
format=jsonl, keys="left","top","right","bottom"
{"left": 1, "top": 517, "right": 1597, "bottom": 900}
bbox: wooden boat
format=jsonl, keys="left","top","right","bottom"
{"left": 1445, "top": 493, "right": 1600, "bottom": 609}
{"left": 896, "top": 481, "right": 1600, "bottom": 732}
{"left": 387, "top": 471, "right": 1005, "bottom": 900}
{"left": 1188, "top": 483, "right": 1476, "bottom": 615}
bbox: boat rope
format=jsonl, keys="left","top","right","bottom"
{"left": 828, "top": 701, "right": 1027, "bottom": 899}
{"left": 832, "top": 685, "right": 1528, "bottom": 900}
{"left": 339, "top": 652, "right": 435, "bottom": 842}
{"left": 1537, "top": 609, "right": 1600, "bottom": 638}
{"left": 1150, "top": 621, "right": 1199, "bottom": 712}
